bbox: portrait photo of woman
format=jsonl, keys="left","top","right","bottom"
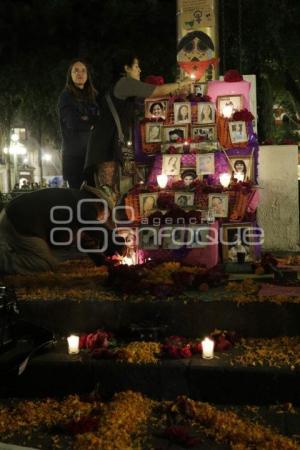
{"left": 139, "top": 193, "right": 158, "bottom": 217}
{"left": 208, "top": 193, "right": 229, "bottom": 218}
{"left": 162, "top": 154, "right": 181, "bottom": 176}
{"left": 197, "top": 102, "right": 215, "bottom": 124}
{"left": 145, "top": 99, "right": 167, "bottom": 119}
{"left": 174, "top": 102, "right": 191, "bottom": 124}
{"left": 196, "top": 153, "right": 215, "bottom": 175}
{"left": 230, "top": 158, "right": 251, "bottom": 181}
{"left": 145, "top": 123, "right": 162, "bottom": 143}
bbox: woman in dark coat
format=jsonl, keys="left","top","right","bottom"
{"left": 84, "top": 50, "right": 191, "bottom": 206}
{"left": 58, "top": 60, "right": 99, "bottom": 188}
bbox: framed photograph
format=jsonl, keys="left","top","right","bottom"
{"left": 139, "top": 227, "right": 158, "bottom": 250}
{"left": 145, "top": 123, "right": 162, "bottom": 143}
{"left": 162, "top": 227, "right": 186, "bottom": 249}
{"left": 145, "top": 98, "right": 168, "bottom": 120}
{"left": 196, "top": 153, "right": 215, "bottom": 175}
{"left": 180, "top": 168, "right": 199, "bottom": 187}
{"left": 221, "top": 222, "right": 255, "bottom": 262}
{"left": 173, "top": 102, "right": 191, "bottom": 124}
{"left": 208, "top": 193, "right": 229, "bottom": 218}
{"left": 228, "top": 121, "right": 248, "bottom": 144}
{"left": 162, "top": 154, "right": 181, "bottom": 176}
{"left": 229, "top": 156, "right": 253, "bottom": 182}
{"left": 186, "top": 225, "right": 209, "bottom": 248}
{"left": 161, "top": 143, "right": 184, "bottom": 154}
{"left": 197, "top": 102, "right": 215, "bottom": 124}
{"left": 217, "top": 95, "right": 243, "bottom": 117}
{"left": 139, "top": 193, "right": 158, "bottom": 217}
{"left": 191, "top": 125, "right": 216, "bottom": 141}
{"left": 194, "top": 83, "right": 207, "bottom": 96}
{"left": 174, "top": 192, "right": 195, "bottom": 208}
{"left": 163, "top": 125, "right": 188, "bottom": 143}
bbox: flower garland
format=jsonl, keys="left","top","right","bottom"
{"left": 1, "top": 393, "right": 299, "bottom": 450}
{"left": 231, "top": 336, "right": 300, "bottom": 370}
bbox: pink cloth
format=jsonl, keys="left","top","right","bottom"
{"left": 207, "top": 80, "right": 250, "bottom": 111}
{"left": 259, "top": 283, "right": 300, "bottom": 297}
{"left": 141, "top": 222, "right": 219, "bottom": 269}
{"left": 182, "top": 221, "right": 219, "bottom": 268}
{"left": 247, "top": 189, "right": 260, "bottom": 213}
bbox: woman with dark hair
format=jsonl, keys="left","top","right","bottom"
{"left": 233, "top": 159, "right": 247, "bottom": 181}
{"left": 84, "top": 50, "right": 191, "bottom": 206}
{"left": 149, "top": 102, "right": 165, "bottom": 118}
{"left": 58, "top": 60, "right": 99, "bottom": 188}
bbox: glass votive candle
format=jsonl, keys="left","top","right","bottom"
{"left": 67, "top": 335, "right": 79, "bottom": 354}
{"left": 219, "top": 172, "right": 231, "bottom": 188}
{"left": 202, "top": 337, "right": 214, "bottom": 359}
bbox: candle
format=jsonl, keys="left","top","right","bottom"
{"left": 157, "top": 174, "right": 168, "bottom": 189}
{"left": 202, "top": 337, "right": 214, "bottom": 359}
{"left": 122, "top": 256, "right": 134, "bottom": 266}
{"left": 219, "top": 173, "right": 231, "bottom": 188}
{"left": 67, "top": 335, "right": 79, "bottom": 354}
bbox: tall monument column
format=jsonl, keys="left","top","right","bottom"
{"left": 176, "top": 0, "right": 219, "bottom": 82}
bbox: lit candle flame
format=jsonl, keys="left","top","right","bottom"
{"left": 157, "top": 174, "right": 168, "bottom": 188}
{"left": 219, "top": 173, "right": 231, "bottom": 188}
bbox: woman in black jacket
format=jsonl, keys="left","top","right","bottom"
{"left": 58, "top": 60, "right": 99, "bottom": 188}
{"left": 84, "top": 50, "right": 191, "bottom": 206}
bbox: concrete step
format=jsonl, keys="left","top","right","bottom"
{"left": 1, "top": 340, "right": 300, "bottom": 405}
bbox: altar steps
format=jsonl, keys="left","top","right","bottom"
{"left": 1, "top": 339, "right": 300, "bottom": 405}
{"left": 19, "top": 296, "right": 300, "bottom": 338}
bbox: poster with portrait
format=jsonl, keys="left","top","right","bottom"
{"left": 217, "top": 95, "right": 243, "bottom": 117}
{"left": 145, "top": 98, "right": 168, "bottom": 119}
{"left": 162, "top": 154, "right": 182, "bottom": 176}
{"left": 162, "top": 227, "right": 186, "bottom": 250}
{"left": 228, "top": 121, "right": 248, "bottom": 144}
{"left": 197, "top": 102, "right": 215, "bottom": 124}
{"left": 173, "top": 102, "right": 191, "bottom": 124}
{"left": 174, "top": 192, "right": 195, "bottom": 208}
{"left": 145, "top": 123, "right": 162, "bottom": 143}
{"left": 162, "top": 125, "right": 188, "bottom": 143}
{"left": 221, "top": 223, "right": 255, "bottom": 262}
{"left": 139, "top": 193, "right": 158, "bottom": 217}
{"left": 194, "top": 82, "right": 207, "bottom": 96}
{"left": 186, "top": 225, "right": 209, "bottom": 248}
{"left": 191, "top": 125, "right": 216, "bottom": 141}
{"left": 229, "top": 156, "right": 253, "bottom": 182}
{"left": 196, "top": 153, "right": 215, "bottom": 175}
{"left": 208, "top": 193, "right": 228, "bottom": 218}
{"left": 139, "top": 227, "right": 159, "bottom": 250}
{"left": 180, "top": 168, "right": 199, "bottom": 187}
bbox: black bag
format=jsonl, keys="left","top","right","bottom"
{"left": 105, "top": 93, "right": 137, "bottom": 176}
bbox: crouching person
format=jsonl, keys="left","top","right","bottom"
{"left": 0, "top": 185, "right": 124, "bottom": 275}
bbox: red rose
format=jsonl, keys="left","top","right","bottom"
{"left": 179, "top": 344, "right": 192, "bottom": 358}
{"left": 224, "top": 69, "right": 243, "bottom": 82}
{"left": 190, "top": 341, "right": 202, "bottom": 354}
{"left": 144, "top": 75, "right": 164, "bottom": 85}
{"left": 79, "top": 334, "right": 88, "bottom": 349}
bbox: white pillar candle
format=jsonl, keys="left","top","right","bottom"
{"left": 219, "top": 173, "right": 231, "bottom": 188}
{"left": 67, "top": 335, "right": 79, "bottom": 354}
{"left": 202, "top": 337, "right": 214, "bottom": 359}
{"left": 157, "top": 174, "right": 168, "bottom": 189}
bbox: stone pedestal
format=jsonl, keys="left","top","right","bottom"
{"left": 257, "top": 145, "right": 299, "bottom": 251}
